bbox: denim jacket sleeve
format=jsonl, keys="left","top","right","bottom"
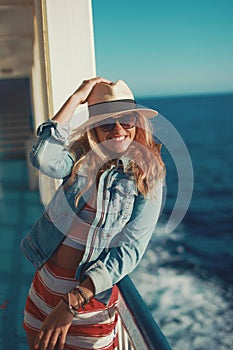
{"left": 30, "top": 119, "right": 75, "bottom": 179}
{"left": 84, "top": 179, "right": 164, "bottom": 295}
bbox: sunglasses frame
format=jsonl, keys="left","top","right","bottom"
{"left": 96, "top": 112, "right": 139, "bottom": 132}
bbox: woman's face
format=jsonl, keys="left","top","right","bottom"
{"left": 94, "top": 112, "right": 137, "bottom": 154}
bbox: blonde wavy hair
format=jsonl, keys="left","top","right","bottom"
{"left": 67, "top": 112, "right": 165, "bottom": 207}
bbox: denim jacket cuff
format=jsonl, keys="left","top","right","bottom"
{"left": 36, "top": 119, "right": 70, "bottom": 146}
{"left": 84, "top": 260, "right": 112, "bottom": 295}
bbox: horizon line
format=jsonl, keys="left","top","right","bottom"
{"left": 136, "top": 90, "right": 233, "bottom": 99}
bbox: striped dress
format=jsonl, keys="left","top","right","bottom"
{"left": 23, "top": 203, "right": 119, "bottom": 350}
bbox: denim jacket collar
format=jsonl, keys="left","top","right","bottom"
{"left": 76, "top": 155, "right": 132, "bottom": 175}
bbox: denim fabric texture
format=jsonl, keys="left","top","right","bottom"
{"left": 21, "top": 120, "right": 163, "bottom": 303}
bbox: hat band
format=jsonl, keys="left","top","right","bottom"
{"left": 88, "top": 99, "right": 137, "bottom": 118}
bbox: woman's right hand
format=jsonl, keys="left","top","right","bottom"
{"left": 34, "top": 299, "right": 74, "bottom": 350}
{"left": 52, "top": 77, "right": 112, "bottom": 124}
{"left": 72, "top": 77, "right": 112, "bottom": 104}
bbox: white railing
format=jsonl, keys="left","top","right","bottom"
{"left": 116, "top": 277, "right": 172, "bottom": 350}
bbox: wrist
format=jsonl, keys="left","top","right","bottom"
{"left": 62, "top": 293, "right": 78, "bottom": 308}
{"left": 80, "top": 277, "right": 95, "bottom": 299}
{"left": 69, "top": 292, "right": 80, "bottom": 308}
{"left": 62, "top": 293, "right": 79, "bottom": 317}
{"left": 62, "top": 280, "right": 94, "bottom": 316}
{"left": 70, "top": 92, "right": 82, "bottom": 106}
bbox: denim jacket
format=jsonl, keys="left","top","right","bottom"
{"left": 21, "top": 120, "right": 163, "bottom": 304}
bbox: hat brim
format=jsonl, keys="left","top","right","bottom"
{"left": 71, "top": 106, "right": 158, "bottom": 136}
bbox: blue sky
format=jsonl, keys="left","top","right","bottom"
{"left": 92, "top": 0, "right": 233, "bottom": 97}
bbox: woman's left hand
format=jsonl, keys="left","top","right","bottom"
{"left": 34, "top": 299, "right": 73, "bottom": 350}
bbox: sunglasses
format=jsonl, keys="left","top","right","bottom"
{"left": 96, "top": 112, "right": 138, "bottom": 132}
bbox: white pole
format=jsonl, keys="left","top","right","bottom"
{"left": 31, "top": 0, "right": 96, "bottom": 201}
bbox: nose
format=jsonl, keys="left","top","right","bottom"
{"left": 112, "top": 121, "right": 125, "bottom": 132}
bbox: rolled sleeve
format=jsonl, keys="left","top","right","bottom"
{"left": 37, "top": 119, "right": 70, "bottom": 146}
{"left": 84, "top": 260, "right": 113, "bottom": 295}
{"left": 30, "top": 119, "right": 75, "bottom": 178}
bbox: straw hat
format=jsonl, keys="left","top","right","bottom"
{"left": 73, "top": 80, "right": 158, "bottom": 132}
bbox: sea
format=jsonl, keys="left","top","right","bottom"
{"left": 131, "top": 93, "right": 233, "bottom": 350}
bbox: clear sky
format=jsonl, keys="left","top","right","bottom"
{"left": 92, "top": 0, "right": 233, "bottom": 97}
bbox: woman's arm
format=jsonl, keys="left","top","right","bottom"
{"left": 30, "top": 120, "right": 75, "bottom": 178}
{"left": 51, "top": 77, "right": 112, "bottom": 124}
{"left": 83, "top": 179, "right": 164, "bottom": 295}
{"left": 30, "top": 77, "right": 112, "bottom": 179}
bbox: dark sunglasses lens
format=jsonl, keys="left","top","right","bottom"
{"left": 119, "top": 113, "right": 137, "bottom": 128}
{"left": 98, "top": 112, "right": 138, "bottom": 131}
{"left": 99, "top": 122, "right": 115, "bottom": 131}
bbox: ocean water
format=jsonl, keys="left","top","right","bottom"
{"left": 131, "top": 93, "right": 233, "bottom": 350}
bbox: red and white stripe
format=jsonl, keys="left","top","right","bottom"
{"left": 24, "top": 260, "right": 119, "bottom": 350}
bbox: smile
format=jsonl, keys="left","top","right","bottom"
{"left": 108, "top": 136, "right": 127, "bottom": 142}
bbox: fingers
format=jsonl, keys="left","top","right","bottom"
{"left": 58, "top": 332, "right": 67, "bottom": 350}
{"left": 34, "top": 329, "right": 68, "bottom": 350}
{"left": 49, "top": 329, "right": 68, "bottom": 350}
{"left": 47, "top": 332, "right": 60, "bottom": 350}
{"left": 47, "top": 330, "right": 66, "bottom": 350}
{"left": 81, "top": 77, "right": 112, "bottom": 92}
{"left": 83, "top": 76, "right": 112, "bottom": 85}
{"left": 75, "top": 76, "right": 113, "bottom": 104}
{"left": 95, "top": 77, "right": 113, "bottom": 84}
{"left": 34, "top": 329, "right": 57, "bottom": 350}
{"left": 34, "top": 329, "right": 53, "bottom": 349}
{"left": 34, "top": 330, "right": 44, "bottom": 349}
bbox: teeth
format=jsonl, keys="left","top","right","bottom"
{"left": 110, "top": 136, "right": 125, "bottom": 141}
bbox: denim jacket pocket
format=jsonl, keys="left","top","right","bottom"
{"left": 105, "top": 179, "right": 138, "bottom": 233}
{"left": 114, "top": 180, "right": 137, "bottom": 213}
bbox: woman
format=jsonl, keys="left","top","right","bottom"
{"left": 21, "top": 77, "right": 165, "bottom": 350}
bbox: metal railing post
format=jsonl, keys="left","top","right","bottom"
{"left": 117, "top": 276, "right": 172, "bottom": 350}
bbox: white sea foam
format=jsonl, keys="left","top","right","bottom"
{"left": 131, "top": 225, "right": 233, "bottom": 350}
